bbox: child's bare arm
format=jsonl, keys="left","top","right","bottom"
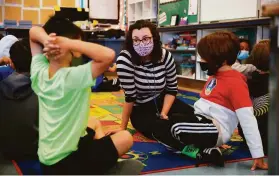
{"left": 29, "top": 26, "right": 53, "bottom": 56}
{"left": 66, "top": 39, "right": 115, "bottom": 78}
{"left": 52, "top": 37, "right": 114, "bottom": 79}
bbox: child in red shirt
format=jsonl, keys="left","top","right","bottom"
{"left": 153, "top": 31, "right": 268, "bottom": 171}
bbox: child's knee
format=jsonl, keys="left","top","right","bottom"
{"left": 111, "top": 130, "right": 133, "bottom": 156}
{"left": 95, "top": 119, "right": 102, "bottom": 128}
{"left": 118, "top": 130, "right": 133, "bottom": 147}
{"left": 88, "top": 117, "right": 101, "bottom": 129}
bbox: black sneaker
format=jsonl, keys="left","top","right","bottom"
{"left": 196, "top": 147, "right": 225, "bottom": 167}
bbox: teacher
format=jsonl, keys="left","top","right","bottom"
{"left": 108, "top": 20, "right": 193, "bottom": 138}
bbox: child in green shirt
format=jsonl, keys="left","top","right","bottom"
{"left": 29, "top": 16, "right": 133, "bottom": 175}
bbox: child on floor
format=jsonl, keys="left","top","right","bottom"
{"left": 232, "top": 38, "right": 257, "bottom": 76}
{"left": 0, "top": 39, "right": 38, "bottom": 160}
{"left": 153, "top": 31, "right": 268, "bottom": 171}
{"left": 29, "top": 16, "right": 133, "bottom": 174}
{"left": 238, "top": 39, "right": 270, "bottom": 155}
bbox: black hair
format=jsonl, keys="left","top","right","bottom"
{"left": 124, "top": 20, "right": 162, "bottom": 65}
{"left": 0, "top": 34, "right": 4, "bottom": 40}
{"left": 239, "top": 38, "right": 251, "bottom": 51}
{"left": 9, "top": 39, "right": 32, "bottom": 73}
{"left": 43, "top": 16, "right": 83, "bottom": 40}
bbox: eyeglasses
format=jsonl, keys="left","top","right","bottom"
{"left": 132, "top": 37, "right": 153, "bottom": 46}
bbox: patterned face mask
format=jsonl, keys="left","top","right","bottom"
{"left": 133, "top": 42, "right": 154, "bottom": 57}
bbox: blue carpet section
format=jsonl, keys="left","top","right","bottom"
{"left": 13, "top": 91, "right": 252, "bottom": 175}
{"left": 15, "top": 141, "right": 251, "bottom": 175}
{"left": 15, "top": 160, "right": 41, "bottom": 175}
{"left": 123, "top": 142, "right": 196, "bottom": 172}
{"left": 177, "top": 90, "right": 200, "bottom": 106}
{"left": 121, "top": 141, "right": 251, "bottom": 173}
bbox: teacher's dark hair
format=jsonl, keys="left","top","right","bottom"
{"left": 124, "top": 20, "right": 162, "bottom": 65}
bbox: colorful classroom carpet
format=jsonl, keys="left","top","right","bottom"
{"left": 13, "top": 90, "right": 252, "bottom": 175}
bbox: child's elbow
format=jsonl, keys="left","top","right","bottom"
{"left": 29, "top": 26, "right": 39, "bottom": 40}
{"left": 29, "top": 27, "right": 35, "bottom": 39}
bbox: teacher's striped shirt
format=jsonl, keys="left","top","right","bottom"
{"left": 116, "top": 49, "right": 177, "bottom": 105}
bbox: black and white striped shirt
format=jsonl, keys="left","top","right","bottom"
{"left": 116, "top": 49, "right": 177, "bottom": 105}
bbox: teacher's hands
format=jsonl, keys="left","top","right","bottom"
{"left": 106, "top": 126, "right": 126, "bottom": 135}
{"left": 160, "top": 113, "right": 169, "bottom": 120}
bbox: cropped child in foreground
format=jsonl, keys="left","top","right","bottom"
{"left": 29, "top": 17, "right": 133, "bottom": 174}
{"left": 239, "top": 39, "right": 270, "bottom": 155}
{"left": 153, "top": 31, "right": 268, "bottom": 171}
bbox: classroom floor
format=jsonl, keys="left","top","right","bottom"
{"left": 0, "top": 156, "right": 268, "bottom": 175}
{"left": 0, "top": 90, "right": 269, "bottom": 175}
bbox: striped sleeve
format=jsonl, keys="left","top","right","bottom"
{"left": 253, "top": 94, "right": 269, "bottom": 117}
{"left": 116, "top": 51, "right": 137, "bottom": 103}
{"left": 163, "top": 49, "right": 178, "bottom": 96}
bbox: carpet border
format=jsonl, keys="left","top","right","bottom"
{"left": 141, "top": 158, "right": 255, "bottom": 175}
{"left": 12, "top": 160, "right": 23, "bottom": 175}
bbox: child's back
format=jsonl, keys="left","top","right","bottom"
{"left": 29, "top": 17, "right": 134, "bottom": 175}
{"left": 31, "top": 54, "right": 94, "bottom": 165}
{"left": 0, "top": 39, "right": 38, "bottom": 160}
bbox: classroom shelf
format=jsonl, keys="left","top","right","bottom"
{"left": 88, "top": 38, "right": 126, "bottom": 42}
{"left": 128, "top": 0, "right": 146, "bottom": 4}
{"left": 177, "top": 74, "right": 195, "bottom": 79}
{"left": 158, "top": 18, "right": 271, "bottom": 32}
{"left": 127, "top": 0, "right": 157, "bottom": 25}
{"left": 164, "top": 48, "right": 196, "bottom": 53}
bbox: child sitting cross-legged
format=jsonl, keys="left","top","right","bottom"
{"left": 29, "top": 16, "right": 134, "bottom": 175}
{"left": 152, "top": 31, "right": 268, "bottom": 171}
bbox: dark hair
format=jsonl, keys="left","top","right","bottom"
{"left": 43, "top": 16, "right": 83, "bottom": 40}
{"left": 124, "top": 20, "right": 162, "bottom": 65}
{"left": 197, "top": 31, "right": 240, "bottom": 75}
{"left": 239, "top": 38, "right": 251, "bottom": 51}
{"left": 9, "top": 39, "right": 32, "bottom": 73}
{"left": 247, "top": 39, "right": 270, "bottom": 71}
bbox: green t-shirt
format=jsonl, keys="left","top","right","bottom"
{"left": 30, "top": 54, "right": 96, "bottom": 165}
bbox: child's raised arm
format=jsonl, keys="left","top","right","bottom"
{"left": 29, "top": 26, "right": 52, "bottom": 56}
{"left": 54, "top": 37, "right": 115, "bottom": 78}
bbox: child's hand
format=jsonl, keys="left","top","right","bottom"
{"left": 43, "top": 33, "right": 61, "bottom": 59}
{"left": 108, "top": 63, "right": 117, "bottom": 72}
{"left": 106, "top": 126, "right": 125, "bottom": 135}
{"left": 251, "top": 158, "right": 268, "bottom": 171}
{"left": 44, "top": 35, "right": 71, "bottom": 60}
{"left": 0, "top": 57, "right": 13, "bottom": 66}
